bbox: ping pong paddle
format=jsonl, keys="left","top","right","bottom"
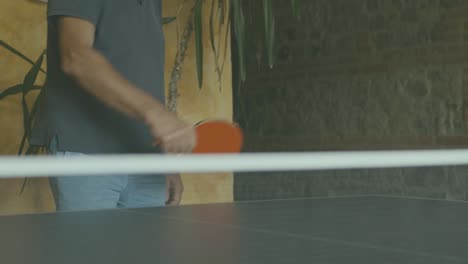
{"left": 155, "top": 120, "right": 243, "bottom": 154}
{"left": 192, "top": 120, "right": 243, "bottom": 153}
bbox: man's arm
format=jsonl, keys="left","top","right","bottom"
{"left": 57, "top": 16, "right": 163, "bottom": 124}
{"left": 56, "top": 16, "right": 195, "bottom": 153}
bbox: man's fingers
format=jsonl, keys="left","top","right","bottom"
{"left": 162, "top": 126, "right": 194, "bottom": 142}
{"left": 167, "top": 190, "right": 182, "bottom": 206}
{"left": 170, "top": 188, "right": 183, "bottom": 206}
{"left": 165, "top": 178, "right": 171, "bottom": 203}
{"left": 161, "top": 139, "right": 194, "bottom": 154}
{"left": 166, "top": 174, "right": 184, "bottom": 206}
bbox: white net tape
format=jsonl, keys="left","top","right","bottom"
{"left": 1, "top": 149, "right": 468, "bottom": 178}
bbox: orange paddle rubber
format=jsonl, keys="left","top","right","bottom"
{"left": 192, "top": 120, "right": 243, "bottom": 154}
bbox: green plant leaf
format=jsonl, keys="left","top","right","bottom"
{"left": 29, "top": 87, "right": 44, "bottom": 127}
{"left": 18, "top": 86, "right": 45, "bottom": 157}
{"left": 0, "top": 85, "right": 22, "bottom": 100}
{"left": 263, "top": 0, "right": 275, "bottom": 68}
{"left": 23, "top": 51, "right": 46, "bottom": 92}
{"left": 162, "top": 16, "right": 177, "bottom": 25}
{"left": 0, "top": 40, "right": 35, "bottom": 66}
{"left": 194, "top": 0, "right": 204, "bottom": 89}
{"left": 0, "top": 85, "right": 41, "bottom": 100}
{"left": 0, "top": 40, "right": 46, "bottom": 74}
{"left": 209, "top": 0, "right": 217, "bottom": 56}
{"left": 19, "top": 92, "right": 30, "bottom": 155}
{"left": 220, "top": 8, "right": 231, "bottom": 69}
{"left": 218, "top": 3, "right": 232, "bottom": 90}
{"left": 0, "top": 48, "right": 45, "bottom": 102}
{"left": 18, "top": 51, "right": 46, "bottom": 155}
{"left": 232, "top": 0, "right": 246, "bottom": 82}
{"left": 216, "top": 0, "right": 227, "bottom": 61}
{"left": 291, "top": 0, "right": 301, "bottom": 20}
{"left": 218, "top": 0, "right": 226, "bottom": 25}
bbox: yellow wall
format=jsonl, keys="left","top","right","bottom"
{"left": 163, "top": 0, "right": 234, "bottom": 205}
{"left": 0, "top": 0, "right": 233, "bottom": 214}
{"left": 0, "top": 0, "right": 53, "bottom": 215}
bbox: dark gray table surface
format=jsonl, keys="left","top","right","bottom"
{"left": 0, "top": 196, "right": 467, "bottom": 264}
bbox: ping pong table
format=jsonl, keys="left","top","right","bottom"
{"left": 0, "top": 196, "right": 467, "bottom": 264}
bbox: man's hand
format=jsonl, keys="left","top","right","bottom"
{"left": 146, "top": 109, "right": 197, "bottom": 154}
{"left": 166, "top": 174, "right": 184, "bottom": 206}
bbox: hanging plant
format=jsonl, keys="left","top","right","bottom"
{"left": 190, "top": 0, "right": 301, "bottom": 87}
{"left": 167, "top": 0, "right": 301, "bottom": 110}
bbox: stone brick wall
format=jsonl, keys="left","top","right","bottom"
{"left": 233, "top": 0, "right": 468, "bottom": 201}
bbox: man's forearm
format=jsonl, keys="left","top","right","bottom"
{"left": 61, "top": 46, "right": 166, "bottom": 125}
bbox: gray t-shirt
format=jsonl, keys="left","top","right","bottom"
{"left": 31, "top": 0, "right": 166, "bottom": 154}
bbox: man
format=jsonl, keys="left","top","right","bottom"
{"left": 30, "top": 0, "right": 196, "bottom": 211}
